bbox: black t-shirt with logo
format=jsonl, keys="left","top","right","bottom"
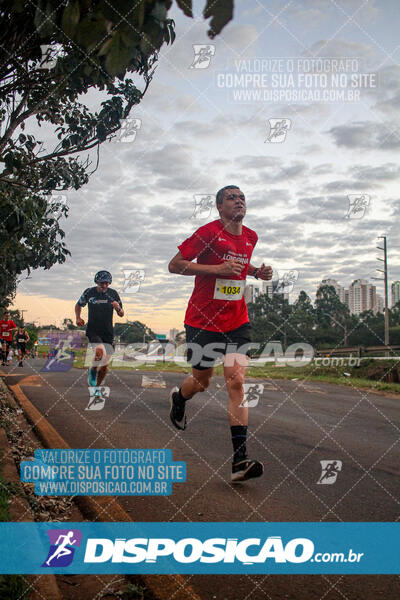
{"left": 17, "top": 331, "right": 28, "bottom": 344}
{"left": 77, "top": 287, "right": 123, "bottom": 339}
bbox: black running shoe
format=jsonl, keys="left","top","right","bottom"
{"left": 18, "top": 362, "right": 23, "bottom": 367}
{"left": 231, "top": 458, "right": 264, "bottom": 483}
{"left": 169, "top": 386, "right": 187, "bottom": 430}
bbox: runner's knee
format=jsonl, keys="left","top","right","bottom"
{"left": 226, "top": 371, "right": 245, "bottom": 390}
{"left": 193, "top": 373, "right": 211, "bottom": 392}
{"left": 95, "top": 348, "right": 104, "bottom": 361}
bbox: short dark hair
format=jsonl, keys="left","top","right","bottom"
{"left": 216, "top": 185, "right": 240, "bottom": 205}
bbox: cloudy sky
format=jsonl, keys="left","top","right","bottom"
{"left": 14, "top": 0, "right": 400, "bottom": 333}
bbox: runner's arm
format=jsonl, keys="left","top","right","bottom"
{"left": 111, "top": 301, "right": 124, "bottom": 317}
{"left": 75, "top": 289, "right": 89, "bottom": 326}
{"left": 169, "top": 251, "right": 242, "bottom": 276}
{"left": 75, "top": 303, "right": 85, "bottom": 326}
{"left": 111, "top": 292, "right": 124, "bottom": 317}
{"left": 249, "top": 263, "right": 273, "bottom": 280}
{"left": 248, "top": 264, "right": 257, "bottom": 276}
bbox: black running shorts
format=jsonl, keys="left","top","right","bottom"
{"left": 184, "top": 322, "right": 252, "bottom": 370}
{"left": 86, "top": 333, "right": 115, "bottom": 354}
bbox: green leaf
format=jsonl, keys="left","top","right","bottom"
{"left": 104, "top": 33, "right": 131, "bottom": 77}
{"left": 62, "top": 0, "right": 81, "bottom": 40}
{"left": 34, "top": 0, "right": 55, "bottom": 38}
{"left": 13, "top": 0, "right": 25, "bottom": 13}
{"left": 119, "top": 27, "right": 141, "bottom": 48}
{"left": 76, "top": 17, "right": 107, "bottom": 51}
{"left": 203, "top": 0, "right": 233, "bottom": 38}
{"left": 175, "top": 0, "right": 193, "bottom": 18}
{"left": 151, "top": 2, "right": 168, "bottom": 22}
{"left": 98, "top": 38, "right": 113, "bottom": 57}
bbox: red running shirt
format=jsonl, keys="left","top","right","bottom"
{"left": 0, "top": 320, "right": 17, "bottom": 341}
{"left": 178, "top": 219, "right": 258, "bottom": 332}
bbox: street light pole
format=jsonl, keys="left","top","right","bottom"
{"left": 376, "top": 236, "right": 390, "bottom": 357}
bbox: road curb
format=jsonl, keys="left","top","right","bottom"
{"left": 6, "top": 379, "right": 202, "bottom": 600}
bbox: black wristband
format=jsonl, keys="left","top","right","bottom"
{"left": 254, "top": 268, "right": 259, "bottom": 279}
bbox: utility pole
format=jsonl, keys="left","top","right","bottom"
{"left": 375, "top": 236, "right": 390, "bottom": 357}
{"left": 20, "top": 309, "right": 26, "bottom": 323}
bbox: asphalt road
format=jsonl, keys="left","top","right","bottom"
{"left": 2, "top": 358, "right": 400, "bottom": 600}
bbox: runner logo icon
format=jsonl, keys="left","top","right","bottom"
{"left": 42, "top": 529, "right": 82, "bottom": 567}
{"left": 240, "top": 383, "right": 264, "bottom": 408}
{"left": 317, "top": 460, "right": 342, "bottom": 484}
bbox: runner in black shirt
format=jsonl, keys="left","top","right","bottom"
{"left": 14, "top": 326, "right": 29, "bottom": 367}
{"left": 75, "top": 271, "right": 124, "bottom": 398}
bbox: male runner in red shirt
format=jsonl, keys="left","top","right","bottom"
{"left": 168, "top": 185, "right": 272, "bottom": 482}
{"left": 0, "top": 310, "right": 17, "bottom": 366}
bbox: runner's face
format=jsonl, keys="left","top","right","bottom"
{"left": 96, "top": 282, "right": 110, "bottom": 293}
{"left": 220, "top": 189, "right": 246, "bottom": 222}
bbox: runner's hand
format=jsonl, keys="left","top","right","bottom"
{"left": 258, "top": 263, "right": 273, "bottom": 281}
{"left": 111, "top": 301, "right": 120, "bottom": 311}
{"left": 216, "top": 259, "right": 243, "bottom": 277}
{"left": 76, "top": 318, "right": 85, "bottom": 326}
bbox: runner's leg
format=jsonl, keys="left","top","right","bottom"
{"left": 224, "top": 354, "right": 249, "bottom": 456}
{"left": 224, "top": 353, "right": 263, "bottom": 481}
{"left": 169, "top": 367, "right": 213, "bottom": 430}
{"left": 92, "top": 343, "right": 105, "bottom": 385}
{"left": 96, "top": 353, "right": 111, "bottom": 386}
{"left": 181, "top": 367, "right": 213, "bottom": 398}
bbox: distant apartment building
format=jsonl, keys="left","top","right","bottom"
{"left": 169, "top": 328, "right": 179, "bottom": 341}
{"left": 392, "top": 281, "right": 400, "bottom": 308}
{"left": 245, "top": 280, "right": 289, "bottom": 304}
{"left": 319, "top": 278, "right": 383, "bottom": 315}
{"left": 376, "top": 294, "right": 384, "bottom": 314}
{"left": 349, "top": 279, "right": 378, "bottom": 315}
{"left": 262, "top": 280, "right": 274, "bottom": 298}
{"left": 244, "top": 283, "right": 261, "bottom": 304}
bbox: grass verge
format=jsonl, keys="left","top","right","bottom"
{"left": 0, "top": 450, "right": 31, "bottom": 599}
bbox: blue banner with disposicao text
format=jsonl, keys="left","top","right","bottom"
{"left": 0, "top": 522, "right": 399, "bottom": 574}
